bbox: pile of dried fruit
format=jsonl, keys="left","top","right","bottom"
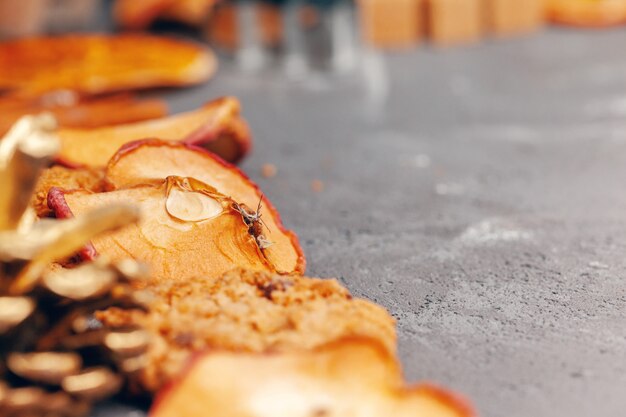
{"left": 0, "top": 32, "right": 475, "bottom": 417}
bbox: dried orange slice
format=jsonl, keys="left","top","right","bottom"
{"left": 547, "top": 0, "right": 626, "bottom": 27}
{"left": 56, "top": 97, "right": 250, "bottom": 167}
{"left": 0, "top": 34, "right": 216, "bottom": 97}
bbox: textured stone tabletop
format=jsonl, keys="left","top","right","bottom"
{"left": 96, "top": 27, "right": 626, "bottom": 417}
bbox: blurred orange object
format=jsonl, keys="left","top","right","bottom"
{"left": 0, "top": 34, "right": 216, "bottom": 97}
{"left": 162, "top": 0, "right": 218, "bottom": 26}
{"left": 0, "top": 0, "right": 47, "bottom": 38}
{"left": 547, "top": 0, "right": 626, "bottom": 27}
{"left": 427, "top": 0, "right": 484, "bottom": 46}
{"left": 358, "top": 0, "right": 424, "bottom": 48}
{"left": 114, "top": 0, "right": 175, "bottom": 29}
{"left": 485, "top": 0, "right": 545, "bottom": 36}
{"left": 0, "top": 93, "right": 168, "bottom": 135}
{"left": 114, "top": 0, "right": 216, "bottom": 29}
{"left": 206, "top": 3, "right": 239, "bottom": 50}
{"left": 257, "top": 2, "right": 284, "bottom": 47}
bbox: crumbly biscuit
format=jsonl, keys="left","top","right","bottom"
{"left": 98, "top": 268, "right": 396, "bottom": 392}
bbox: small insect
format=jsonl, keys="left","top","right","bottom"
{"left": 232, "top": 195, "right": 273, "bottom": 249}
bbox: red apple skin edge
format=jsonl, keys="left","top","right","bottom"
{"left": 53, "top": 122, "right": 252, "bottom": 169}
{"left": 183, "top": 113, "right": 253, "bottom": 165}
{"left": 106, "top": 138, "right": 306, "bottom": 275}
{"left": 148, "top": 337, "right": 476, "bottom": 417}
{"left": 47, "top": 186, "right": 98, "bottom": 261}
{"left": 53, "top": 97, "right": 253, "bottom": 168}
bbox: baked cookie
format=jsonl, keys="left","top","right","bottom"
{"left": 98, "top": 268, "right": 397, "bottom": 392}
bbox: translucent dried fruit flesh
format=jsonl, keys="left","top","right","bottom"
{"left": 0, "top": 93, "right": 168, "bottom": 135}
{"left": 48, "top": 181, "right": 286, "bottom": 282}
{"left": 165, "top": 187, "right": 223, "bottom": 222}
{"left": 150, "top": 338, "right": 474, "bottom": 417}
{"left": 105, "top": 140, "right": 304, "bottom": 275}
{"left": 547, "top": 0, "right": 626, "bottom": 27}
{"left": 56, "top": 97, "right": 251, "bottom": 167}
{"left": 0, "top": 34, "right": 216, "bottom": 97}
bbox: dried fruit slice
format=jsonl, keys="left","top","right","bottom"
{"left": 105, "top": 140, "right": 303, "bottom": 275}
{"left": 56, "top": 97, "right": 251, "bottom": 167}
{"left": 48, "top": 176, "right": 304, "bottom": 280}
{"left": 547, "top": 0, "right": 626, "bottom": 27}
{"left": 0, "top": 34, "right": 216, "bottom": 97}
{"left": 149, "top": 337, "right": 474, "bottom": 417}
{"left": 97, "top": 268, "right": 396, "bottom": 391}
{"left": 0, "top": 93, "right": 168, "bottom": 135}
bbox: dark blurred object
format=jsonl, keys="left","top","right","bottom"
{"left": 205, "top": 0, "right": 357, "bottom": 75}
{"left": 113, "top": 0, "right": 217, "bottom": 29}
{"left": 547, "top": 0, "right": 626, "bottom": 27}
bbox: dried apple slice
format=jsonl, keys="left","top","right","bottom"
{"left": 149, "top": 337, "right": 474, "bottom": 417}
{"left": 547, "top": 0, "right": 626, "bottom": 27}
{"left": 0, "top": 93, "right": 168, "bottom": 135}
{"left": 105, "top": 139, "right": 303, "bottom": 275}
{"left": 48, "top": 174, "right": 304, "bottom": 280}
{"left": 56, "top": 97, "right": 250, "bottom": 167}
{"left": 0, "top": 34, "right": 216, "bottom": 97}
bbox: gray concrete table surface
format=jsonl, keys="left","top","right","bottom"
{"left": 94, "top": 28, "right": 626, "bottom": 417}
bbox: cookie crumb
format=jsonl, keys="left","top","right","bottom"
{"left": 311, "top": 179, "right": 324, "bottom": 192}
{"left": 261, "top": 163, "right": 277, "bottom": 178}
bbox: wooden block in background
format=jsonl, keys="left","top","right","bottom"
{"left": 358, "top": 0, "right": 424, "bottom": 48}
{"left": 486, "top": 0, "right": 545, "bottom": 36}
{"left": 427, "top": 0, "right": 484, "bottom": 46}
